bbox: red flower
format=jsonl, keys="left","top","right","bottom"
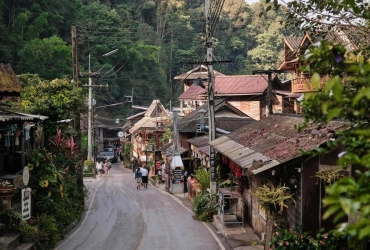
{"left": 285, "top": 241, "right": 289, "bottom": 246}
{"left": 320, "top": 240, "right": 324, "bottom": 245}
{"left": 275, "top": 232, "right": 279, "bottom": 235}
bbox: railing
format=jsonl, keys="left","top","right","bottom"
{"left": 292, "top": 72, "right": 329, "bottom": 93}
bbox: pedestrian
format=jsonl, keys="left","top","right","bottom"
{"left": 96, "top": 159, "right": 104, "bottom": 177}
{"left": 141, "top": 164, "right": 149, "bottom": 188}
{"left": 135, "top": 166, "right": 142, "bottom": 189}
{"left": 119, "top": 151, "right": 124, "bottom": 162}
{"left": 104, "top": 159, "right": 110, "bottom": 176}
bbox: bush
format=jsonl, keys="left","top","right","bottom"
{"left": 192, "top": 191, "right": 218, "bottom": 221}
{"left": 270, "top": 225, "right": 342, "bottom": 250}
{"left": 192, "top": 167, "right": 210, "bottom": 193}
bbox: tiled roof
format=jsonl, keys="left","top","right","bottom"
{"left": 210, "top": 114, "right": 348, "bottom": 172}
{"left": 0, "top": 64, "right": 22, "bottom": 95}
{"left": 174, "top": 65, "right": 225, "bottom": 80}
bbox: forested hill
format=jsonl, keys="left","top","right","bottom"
{"left": 0, "top": 0, "right": 295, "bottom": 119}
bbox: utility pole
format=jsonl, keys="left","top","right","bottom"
{"left": 87, "top": 53, "right": 93, "bottom": 161}
{"left": 71, "top": 25, "right": 78, "bottom": 87}
{"left": 205, "top": 0, "right": 217, "bottom": 193}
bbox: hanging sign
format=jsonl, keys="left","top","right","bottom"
{"left": 22, "top": 187, "right": 32, "bottom": 220}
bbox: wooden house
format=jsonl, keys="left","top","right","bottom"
{"left": 128, "top": 100, "right": 170, "bottom": 165}
{"left": 0, "top": 64, "right": 48, "bottom": 190}
{"left": 209, "top": 114, "right": 347, "bottom": 241}
{"left": 178, "top": 75, "right": 291, "bottom": 119}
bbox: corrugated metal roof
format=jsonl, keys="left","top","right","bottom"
{"left": 0, "top": 109, "right": 48, "bottom": 122}
{"left": 178, "top": 85, "right": 207, "bottom": 100}
{"left": 210, "top": 114, "right": 347, "bottom": 173}
{"left": 0, "top": 64, "right": 22, "bottom": 94}
{"left": 214, "top": 75, "right": 268, "bottom": 95}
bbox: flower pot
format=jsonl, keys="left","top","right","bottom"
{"left": 21, "top": 234, "right": 35, "bottom": 243}
{"left": 0, "top": 215, "right": 10, "bottom": 226}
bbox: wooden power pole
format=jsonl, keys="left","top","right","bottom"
{"left": 72, "top": 25, "right": 78, "bottom": 87}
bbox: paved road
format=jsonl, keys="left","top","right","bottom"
{"left": 54, "top": 162, "right": 224, "bottom": 250}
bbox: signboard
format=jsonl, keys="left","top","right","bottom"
{"left": 21, "top": 187, "right": 32, "bottom": 220}
{"left": 172, "top": 167, "right": 183, "bottom": 184}
{"left": 23, "top": 166, "right": 29, "bottom": 186}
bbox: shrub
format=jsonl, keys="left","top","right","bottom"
{"left": 193, "top": 191, "right": 218, "bottom": 221}
{"left": 270, "top": 225, "right": 341, "bottom": 250}
{"left": 192, "top": 167, "right": 210, "bottom": 193}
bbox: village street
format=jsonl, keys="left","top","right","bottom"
{"left": 54, "top": 162, "right": 227, "bottom": 250}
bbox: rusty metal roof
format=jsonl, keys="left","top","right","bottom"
{"left": 178, "top": 74, "right": 279, "bottom": 99}
{"left": 0, "top": 64, "right": 22, "bottom": 95}
{"left": 178, "top": 85, "right": 207, "bottom": 100}
{"left": 214, "top": 75, "right": 268, "bottom": 96}
{"left": 210, "top": 114, "right": 347, "bottom": 173}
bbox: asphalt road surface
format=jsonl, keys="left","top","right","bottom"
{"left": 54, "top": 162, "right": 224, "bottom": 250}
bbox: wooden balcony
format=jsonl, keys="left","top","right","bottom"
{"left": 292, "top": 72, "right": 329, "bottom": 93}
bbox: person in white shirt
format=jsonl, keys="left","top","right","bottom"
{"left": 96, "top": 159, "right": 104, "bottom": 177}
{"left": 141, "top": 164, "right": 149, "bottom": 188}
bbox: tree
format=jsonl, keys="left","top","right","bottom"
{"left": 10, "top": 75, "right": 84, "bottom": 140}
{"left": 17, "top": 36, "right": 71, "bottom": 80}
{"left": 289, "top": 4, "right": 370, "bottom": 248}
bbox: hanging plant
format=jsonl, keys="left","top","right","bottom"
{"left": 315, "top": 167, "right": 346, "bottom": 186}
{"left": 253, "top": 182, "right": 295, "bottom": 216}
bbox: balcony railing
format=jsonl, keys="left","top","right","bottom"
{"left": 292, "top": 72, "right": 329, "bottom": 93}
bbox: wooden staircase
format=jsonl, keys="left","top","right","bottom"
{"left": 0, "top": 233, "right": 34, "bottom": 250}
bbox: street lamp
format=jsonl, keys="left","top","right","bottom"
{"left": 87, "top": 49, "right": 118, "bottom": 161}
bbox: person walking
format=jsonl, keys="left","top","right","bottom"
{"left": 135, "top": 166, "right": 142, "bottom": 189}
{"left": 141, "top": 164, "right": 149, "bottom": 188}
{"left": 104, "top": 159, "right": 110, "bottom": 176}
{"left": 96, "top": 159, "right": 104, "bottom": 177}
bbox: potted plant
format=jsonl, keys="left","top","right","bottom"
{"left": 253, "top": 182, "right": 295, "bottom": 216}
{"left": 19, "top": 221, "right": 38, "bottom": 243}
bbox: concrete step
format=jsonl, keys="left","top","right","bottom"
{"left": 13, "top": 242, "right": 35, "bottom": 250}
{"left": 0, "top": 233, "right": 21, "bottom": 250}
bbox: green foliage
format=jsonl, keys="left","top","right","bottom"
{"left": 192, "top": 191, "right": 218, "bottom": 222}
{"left": 26, "top": 129, "right": 84, "bottom": 248}
{"left": 299, "top": 37, "right": 370, "bottom": 246}
{"left": 270, "top": 225, "right": 342, "bottom": 250}
{"left": 160, "top": 128, "right": 173, "bottom": 146}
{"left": 253, "top": 182, "right": 295, "bottom": 216}
{"left": 17, "top": 36, "right": 71, "bottom": 79}
{"left": 315, "top": 167, "right": 346, "bottom": 186}
{"left": 192, "top": 167, "right": 210, "bottom": 193}
{"left": 124, "top": 142, "right": 132, "bottom": 158}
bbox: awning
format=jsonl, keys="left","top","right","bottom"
{"left": 0, "top": 109, "right": 48, "bottom": 122}
{"left": 209, "top": 136, "right": 272, "bottom": 169}
{"left": 284, "top": 93, "right": 303, "bottom": 98}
